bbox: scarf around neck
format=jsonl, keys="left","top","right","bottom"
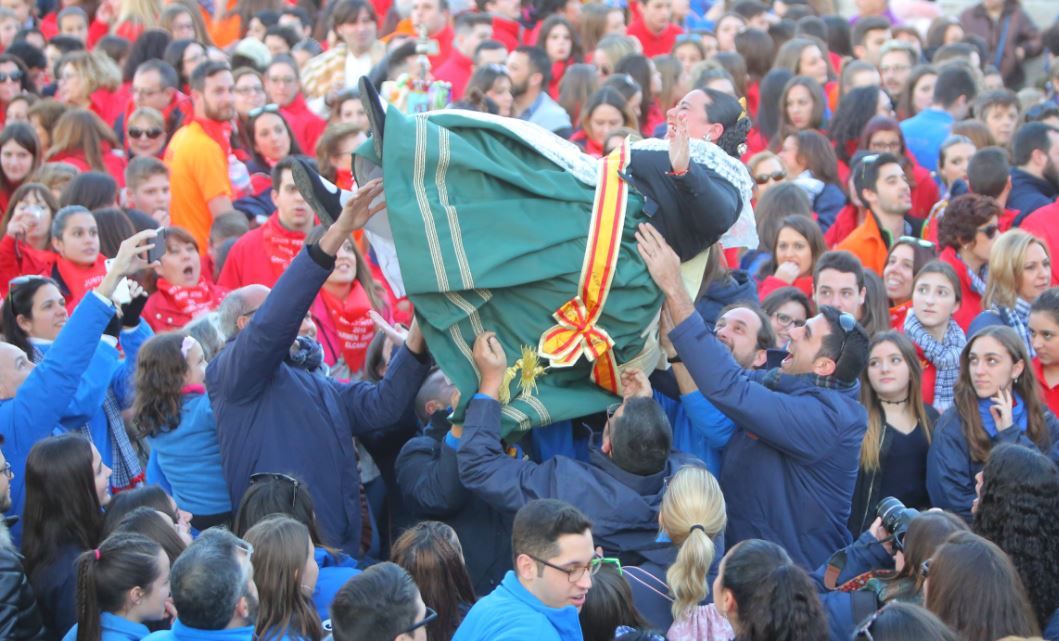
{"left": 904, "top": 310, "right": 966, "bottom": 412}
{"left": 155, "top": 277, "right": 218, "bottom": 318}
{"left": 320, "top": 283, "right": 376, "bottom": 373}
{"left": 261, "top": 214, "right": 306, "bottom": 279}
{"left": 994, "top": 298, "right": 1035, "bottom": 357}
{"left": 55, "top": 255, "right": 107, "bottom": 309}
{"left": 977, "top": 392, "right": 1028, "bottom": 438}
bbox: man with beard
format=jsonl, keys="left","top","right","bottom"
{"left": 165, "top": 60, "right": 238, "bottom": 255}
{"left": 837, "top": 153, "right": 921, "bottom": 275}
{"left": 507, "top": 46, "right": 571, "bottom": 136}
{"left": 143, "top": 528, "right": 259, "bottom": 641}
{"left": 1010, "top": 122, "right": 1059, "bottom": 223}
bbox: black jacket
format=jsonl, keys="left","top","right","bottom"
{"left": 394, "top": 413, "right": 513, "bottom": 596}
{"left": 1010, "top": 168, "right": 1058, "bottom": 224}
{"left": 0, "top": 523, "right": 46, "bottom": 641}
{"left": 27, "top": 544, "right": 81, "bottom": 641}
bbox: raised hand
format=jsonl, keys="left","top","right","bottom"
{"left": 472, "top": 331, "right": 507, "bottom": 398}
{"left": 667, "top": 111, "right": 690, "bottom": 175}
{"left": 620, "top": 369, "right": 652, "bottom": 399}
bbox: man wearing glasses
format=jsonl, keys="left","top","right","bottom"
{"left": 454, "top": 499, "right": 596, "bottom": 641}
{"left": 330, "top": 562, "right": 437, "bottom": 641}
{"left": 638, "top": 223, "right": 871, "bottom": 569}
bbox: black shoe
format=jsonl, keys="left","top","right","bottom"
{"left": 359, "top": 76, "right": 386, "bottom": 160}
{"left": 291, "top": 157, "right": 349, "bottom": 226}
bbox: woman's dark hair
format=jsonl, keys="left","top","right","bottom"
{"left": 954, "top": 326, "right": 1051, "bottom": 463}
{"left": 830, "top": 86, "right": 888, "bottom": 164}
{"left": 244, "top": 515, "right": 325, "bottom": 641}
{"left": 793, "top": 129, "right": 841, "bottom": 186}
{"left": 761, "top": 286, "right": 812, "bottom": 321}
{"left": 112, "top": 506, "right": 188, "bottom": 566}
{"left": 937, "top": 193, "right": 1001, "bottom": 251}
{"left": 857, "top": 603, "right": 961, "bottom": 641}
{"left": 248, "top": 109, "right": 303, "bottom": 170}
{"left": 22, "top": 434, "right": 104, "bottom": 578}
{"left": 464, "top": 65, "right": 510, "bottom": 113}
{"left": 897, "top": 64, "right": 937, "bottom": 120}
{"left": 0, "top": 182, "right": 59, "bottom": 238}
{"left": 759, "top": 214, "right": 826, "bottom": 281}
{"left": 92, "top": 208, "right": 136, "bottom": 259}
{"left": 122, "top": 29, "right": 173, "bottom": 82}
{"left": 892, "top": 511, "right": 968, "bottom": 593}
{"left": 701, "top": 88, "right": 752, "bottom": 159}
{"left": 735, "top": 28, "right": 775, "bottom": 81}
{"left": 0, "top": 122, "right": 41, "bottom": 193}
{"left": 860, "top": 271, "right": 891, "bottom": 338}
{"left": 538, "top": 14, "right": 583, "bottom": 62}
{"left": 614, "top": 54, "right": 654, "bottom": 129}
{"left": 60, "top": 172, "right": 118, "bottom": 210}
{"left": 1, "top": 275, "right": 61, "bottom": 359}
{"left": 821, "top": 15, "right": 852, "bottom": 57}
{"left": 775, "top": 75, "right": 827, "bottom": 147}
{"left": 232, "top": 475, "right": 332, "bottom": 550}
{"left": 391, "top": 521, "right": 476, "bottom": 641}
{"left": 47, "top": 110, "right": 120, "bottom": 172}
{"left": 163, "top": 39, "right": 203, "bottom": 87}
{"left": 132, "top": 333, "right": 191, "bottom": 440}
{"left": 719, "top": 540, "right": 828, "bottom": 641}
{"left": 579, "top": 564, "right": 649, "bottom": 641}
{"left": 925, "top": 531, "right": 1040, "bottom": 641}
{"left": 581, "top": 87, "right": 634, "bottom": 141}
{"left": 887, "top": 240, "right": 939, "bottom": 300}
{"left": 74, "top": 533, "right": 164, "bottom": 641}
{"left": 974, "top": 443, "right": 1059, "bottom": 629}
{"left": 753, "top": 182, "right": 813, "bottom": 253}
{"left": 757, "top": 68, "right": 794, "bottom": 142}
{"left": 102, "top": 485, "right": 179, "bottom": 536}
{"left": 361, "top": 328, "right": 392, "bottom": 382}
{"left": 1031, "top": 287, "right": 1059, "bottom": 326}
{"left": 712, "top": 51, "right": 748, "bottom": 98}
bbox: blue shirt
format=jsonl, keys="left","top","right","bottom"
{"left": 453, "top": 571, "right": 583, "bottom": 641}
{"left": 62, "top": 612, "right": 151, "bottom": 641}
{"left": 900, "top": 108, "right": 954, "bottom": 172}
{"left": 143, "top": 621, "right": 255, "bottom": 641}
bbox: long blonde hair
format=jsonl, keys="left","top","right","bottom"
{"left": 57, "top": 51, "right": 121, "bottom": 96}
{"left": 661, "top": 466, "right": 727, "bottom": 621}
{"left": 118, "top": 0, "right": 163, "bottom": 28}
{"left": 983, "top": 229, "right": 1050, "bottom": 310}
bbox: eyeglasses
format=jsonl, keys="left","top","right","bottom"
{"left": 869, "top": 141, "right": 902, "bottom": 152}
{"left": 527, "top": 554, "right": 616, "bottom": 582}
{"left": 128, "top": 127, "right": 164, "bottom": 140}
{"left": 773, "top": 311, "right": 805, "bottom": 329}
{"left": 249, "top": 472, "right": 300, "bottom": 510}
{"left": 0, "top": 462, "right": 13, "bottom": 480}
{"left": 853, "top": 607, "right": 884, "bottom": 641}
{"left": 398, "top": 607, "right": 438, "bottom": 635}
{"left": 753, "top": 170, "right": 786, "bottom": 185}
{"left": 235, "top": 85, "right": 266, "bottom": 96}
{"left": 249, "top": 103, "right": 281, "bottom": 118}
{"left": 0, "top": 70, "right": 23, "bottom": 83}
{"left": 132, "top": 86, "right": 162, "bottom": 98}
{"left": 897, "top": 236, "right": 935, "bottom": 249}
{"left": 977, "top": 223, "right": 999, "bottom": 239}
{"left": 920, "top": 558, "right": 932, "bottom": 578}
{"left": 605, "top": 402, "right": 622, "bottom": 420}
{"left": 8, "top": 274, "right": 46, "bottom": 290}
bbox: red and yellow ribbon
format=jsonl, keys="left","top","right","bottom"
{"left": 538, "top": 139, "right": 630, "bottom": 393}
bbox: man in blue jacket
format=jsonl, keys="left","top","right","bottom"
{"left": 207, "top": 178, "right": 432, "bottom": 557}
{"left": 455, "top": 332, "right": 701, "bottom": 561}
{"left": 637, "top": 223, "right": 870, "bottom": 569}
{"left": 454, "top": 499, "right": 593, "bottom": 641}
{"left": 0, "top": 229, "right": 157, "bottom": 543}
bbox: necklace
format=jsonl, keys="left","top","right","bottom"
{"left": 880, "top": 397, "right": 909, "bottom": 405}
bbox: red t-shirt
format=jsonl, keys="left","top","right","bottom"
{"left": 1034, "top": 358, "right": 1059, "bottom": 417}
{"left": 626, "top": 20, "right": 683, "bottom": 57}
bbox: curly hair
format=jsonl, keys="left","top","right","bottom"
{"left": 132, "top": 332, "right": 191, "bottom": 438}
{"left": 974, "top": 443, "right": 1059, "bottom": 630}
{"left": 937, "top": 193, "right": 1002, "bottom": 251}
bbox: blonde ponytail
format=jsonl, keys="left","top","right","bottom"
{"left": 660, "top": 466, "right": 727, "bottom": 621}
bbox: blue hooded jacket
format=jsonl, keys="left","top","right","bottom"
{"left": 669, "top": 311, "right": 867, "bottom": 569}
{"left": 453, "top": 571, "right": 583, "bottom": 641}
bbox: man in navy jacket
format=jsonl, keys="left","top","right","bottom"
{"left": 637, "top": 223, "right": 870, "bottom": 569}
{"left": 455, "top": 332, "right": 701, "bottom": 561}
{"left": 208, "top": 179, "right": 432, "bottom": 557}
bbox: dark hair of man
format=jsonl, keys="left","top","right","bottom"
{"left": 330, "top": 562, "right": 420, "bottom": 641}
{"left": 281, "top": 6, "right": 311, "bottom": 28}
{"left": 966, "top": 147, "right": 1009, "bottom": 198}
{"left": 170, "top": 528, "right": 252, "bottom": 630}
{"left": 1012, "top": 122, "right": 1059, "bottom": 168}
{"left": 511, "top": 499, "right": 592, "bottom": 568}
{"left": 455, "top": 11, "right": 492, "bottom": 33}
{"left": 271, "top": 155, "right": 305, "bottom": 191}
{"left": 515, "top": 45, "right": 551, "bottom": 86}
{"left": 932, "top": 63, "right": 977, "bottom": 109}
{"left": 816, "top": 304, "right": 869, "bottom": 384}
{"left": 5, "top": 42, "right": 45, "bottom": 77}
{"left": 718, "top": 302, "right": 776, "bottom": 353}
{"left": 932, "top": 42, "right": 976, "bottom": 66}
{"left": 853, "top": 152, "right": 901, "bottom": 207}
{"left": 135, "top": 58, "right": 180, "bottom": 91}
{"left": 474, "top": 39, "right": 505, "bottom": 62}
{"left": 265, "top": 24, "right": 300, "bottom": 49}
{"left": 189, "top": 59, "right": 231, "bottom": 93}
{"left": 813, "top": 250, "right": 866, "bottom": 290}
{"left": 973, "top": 89, "right": 1018, "bottom": 121}
{"left": 609, "top": 397, "right": 672, "bottom": 476}
{"left": 851, "top": 15, "right": 891, "bottom": 49}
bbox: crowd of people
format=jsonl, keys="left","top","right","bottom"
{"left": 0, "top": 0, "right": 1056, "bottom": 639}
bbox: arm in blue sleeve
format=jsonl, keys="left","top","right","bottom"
{"left": 113, "top": 319, "right": 154, "bottom": 408}
{"left": 342, "top": 346, "right": 431, "bottom": 436}
{"left": 680, "top": 391, "right": 735, "bottom": 450}
{"left": 146, "top": 448, "right": 173, "bottom": 495}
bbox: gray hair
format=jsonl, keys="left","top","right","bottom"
{"left": 184, "top": 312, "right": 225, "bottom": 361}
{"left": 169, "top": 528, "right": 253, "bottom": 630}
{"left": 217, "top": 288, "right": 253, "bottom": 342}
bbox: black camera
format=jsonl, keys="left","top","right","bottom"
{"left": 876, "top": 497, "right": 920, "bottom": 552}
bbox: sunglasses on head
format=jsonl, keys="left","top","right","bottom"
{"left": 897, "top": 235, "right": 935, "bottom": 249}
{"left": 128, "top": 127, "right": 164, "bottom": 140}
{"left": 754, "top": 170, "right": 786, "bottom": 185}
{"left": 0, "top": 70, "right": 23, "bottom": 83}
{"left": 249, "top": 103, "right": 281, "bottom": 119}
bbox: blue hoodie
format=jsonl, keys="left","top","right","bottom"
{"left": 311, "top": 547, "right": 360, "bottom": 620}
{"left": 453, "top": 571, "right": 583, "bottom": 641}
{"left": 143, "top": 621, "right": 254, "bottom": 641}
{"left": 62, "top": 612, "right": 151, "bottom": 641}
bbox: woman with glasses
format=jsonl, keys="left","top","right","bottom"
{"left": 624, "top": 465, "right": 727, "bottom": 635}
{"left": 926, "top": 325, "right": 1059, "bottom": 521}
{"left": 232, "top": 475, "right": 361, "bottom": 622}
{"left": 923, "top": 531, "right": 1039, "bottom": 641}
{"left": 757, "top": 215, "right": 825, "bottom": 300}
{"left": 243, "top": 515, "right": 325, "bottom": 641}
{"left": 391, "top": 521, "right": 475, "bottom": 641}
{"left": 246, "top": 106, "right": 302, "bottom": 175}
{"left": 850, "top": 332, "right": 938, "bottom": 535}
{"left": 903, "top": 261, "right": 965, "bottom": 412}
{"left": 884, "top": 237, "right": 937, "bottom": 328}
{"left": 0, "top": 183, "right": 59, "bottom": 297}
{"left": 125, "top": 107, "right": 168, "bottom": 160}
{"left": 972, "top": 443, "right": 1059, "bottom": 637}
{"left": 762, "top": 287, "right": 811, "bottom": 349}
{"left": 970, "top": 230, "right": 1052, "bottom": 357}
{"left": 857, "top": 116, "right": 940, "bottom": 220}
{"left": 936, "top": 194, "right": 1001, "bottom": 331}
